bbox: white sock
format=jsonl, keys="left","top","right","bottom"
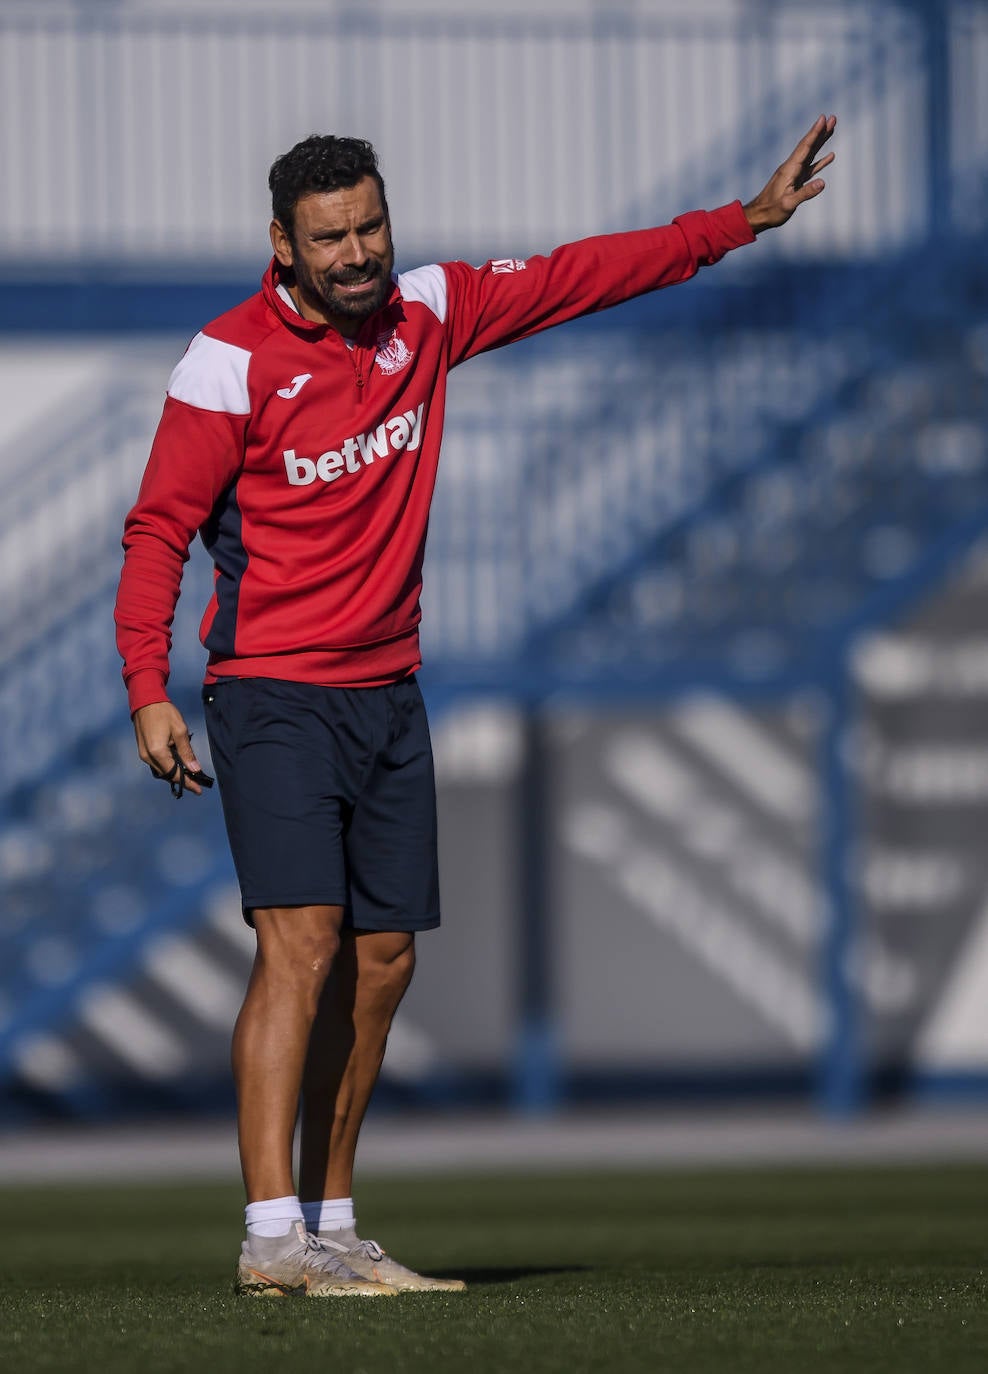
{"left": 245, "top": 1195, "right": 304, "bottom": 1239}
{"left": 301, "top": 1197, "right": 356, "bottom": 1234}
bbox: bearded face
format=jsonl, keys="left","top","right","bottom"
{"left": 290, "top": 240, "right": 394, "bottom": 323}
{"left": 272, "top": 177, "right": 395, "bottom": 332}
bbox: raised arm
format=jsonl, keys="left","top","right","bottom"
{"left": 437, "top": 116, "right": 836, "bottom": 366}
{"left": 743, "top": 114, "right": 837, "bottom": 234}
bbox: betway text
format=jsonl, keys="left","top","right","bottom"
{"left": 283, "top": 403, "right": 425, "bottom": 486}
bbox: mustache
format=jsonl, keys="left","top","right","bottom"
{"left": 328, "top": 261, "right": 384, "bottom": 286}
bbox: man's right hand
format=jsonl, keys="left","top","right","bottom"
{"left": 133, "top": 700, "right": 208, "bottom": 796}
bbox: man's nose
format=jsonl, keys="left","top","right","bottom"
{"left": 338, "top": 232, "right": 367, "bottom": 265}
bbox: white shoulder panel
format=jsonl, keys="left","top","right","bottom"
{"left": 397, "top": 264, "right": 448, "bottom": 324}
{"left": 166, "top": 331, "right": 252, "bottom": 414}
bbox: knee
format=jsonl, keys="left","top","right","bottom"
{"left": 388, "top": 938, "right": 417, "bottom": 997}
{"left": 254, "top": 908, "right": 343, "bottom": 1002}
{"left": 358, "top": 934, "right": 416, "bottom": 1008}
{"left": 297, "top": 926, "right": 342, "bottom": 986}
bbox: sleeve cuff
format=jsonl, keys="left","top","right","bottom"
{"left": 126, "top": 669, "right": 170, "bottom": 716}
{"left": 712, "top": 199, "right": 757, "bottom": 247}
{"left": 673, "top": 200, "right": 756, "bottom": 264}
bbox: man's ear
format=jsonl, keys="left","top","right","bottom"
{"left": 270, "top": 219, "right": 294, "bottom": 268}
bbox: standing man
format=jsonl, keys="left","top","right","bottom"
{"left": 115, "top": 117, "right": 836, "bottom": 1297}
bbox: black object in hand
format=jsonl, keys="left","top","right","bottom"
{"left": 162, "top": 742, "right": 215, "bottom": 799}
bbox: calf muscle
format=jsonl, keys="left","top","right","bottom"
{"left": 234, "top": 904, "right": 345, "bottom": 1203}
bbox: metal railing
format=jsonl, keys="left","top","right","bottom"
{"left": 1, "top": 1, "right": 987, "bottom": 1119}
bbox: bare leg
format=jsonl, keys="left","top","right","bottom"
{"left": 298, "top": 929, "right": 416, "bottom": 1202}
{"left": 232, "top": 904, "right": 345, "bottom": 1203}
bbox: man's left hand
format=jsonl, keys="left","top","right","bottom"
{"left": 743, "top": 114, "right": 837, "bottom": 234}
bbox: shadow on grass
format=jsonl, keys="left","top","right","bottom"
{"left": 445, "top": 1265, "right": 589, "bottom": 1286}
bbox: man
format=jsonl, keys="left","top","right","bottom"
{"left": 114, "top": 117, "right": 836, "bottom": 1297}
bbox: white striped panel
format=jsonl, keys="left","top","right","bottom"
{"left": 144, "top": 935, "right": 247, "bottom": 1030}
{"left": 915, "top": 896, "right": 988, "bottom": 1070}
{"left": 671, "top": 697, "right": 816, "bottom": 824}
{"left": 79, "top": 985, "right": 187, "bottom": 1080}
{"left": 12, "top": 1033, "right": 80, "bottom": 1091}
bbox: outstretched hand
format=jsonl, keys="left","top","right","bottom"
{"left": 743, "top": 115, "right": 837, "bottom": 234}
{"left": 133, "top": 699, "right": 209, "bottom": 797}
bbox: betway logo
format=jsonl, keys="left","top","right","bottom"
{"left": 283, "top": 403, "right": 425, "bottom": 486}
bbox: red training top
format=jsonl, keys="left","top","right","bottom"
{"left": 115, "top": 203, "right": 755, "bottom": 714}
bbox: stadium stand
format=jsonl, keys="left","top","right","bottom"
{"left": 0, "top": 0, "right": 986, "bottom": 1119}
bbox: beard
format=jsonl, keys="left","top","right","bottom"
{"left": 292, "top": 249, "right": 394, "bottom": 322}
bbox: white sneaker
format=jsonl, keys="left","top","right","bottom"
{"left": 317, "top": 1232, "right": 467, "bottom": 1293}
{"left": 236, "top": 1221, "right": 396, "bottom": 1297}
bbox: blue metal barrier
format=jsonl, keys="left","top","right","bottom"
{"left": 0, "top": 2, "right": 981, "bottom": 274}
{"left": 1, "top": 2, "right": 987, "bottom": 1121}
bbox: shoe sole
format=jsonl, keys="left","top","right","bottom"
{"left": 355, "top": 1265, "right": 467, "bottom": 1293}
{"left": 235, "top": 1274, "right": 305, "bottom": 1298}
{"left": 236, "top": 1268, "right": 395, "bottom": 1298}
{"left": 305, "top": 1284, "right": 396, "bottom": 1298}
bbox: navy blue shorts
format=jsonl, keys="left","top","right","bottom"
{"left": 202, "top": 676, "right": 441, "bottom": 932}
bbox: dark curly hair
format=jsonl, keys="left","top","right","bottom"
{"left": 268, "top": 135, "right": 388, "bottom": 242}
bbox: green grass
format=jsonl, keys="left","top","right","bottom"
{"left": 2, "top": 1164, "right": 988, "bottom": 1373}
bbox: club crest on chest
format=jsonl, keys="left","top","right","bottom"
{"left": 374, "top": 329, "right": 414, "bottom": 377}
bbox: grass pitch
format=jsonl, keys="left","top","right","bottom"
{"left": 2, "top": 1163, "right": 987, "bottom": 1373}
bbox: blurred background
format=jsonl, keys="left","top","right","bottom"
{"left": 1, "top": 0, "right": 987, "bottom": 1144}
